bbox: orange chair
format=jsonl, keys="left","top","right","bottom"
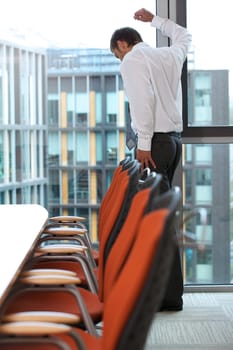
{"left": 0, "top": 188, "right": 181, "bottom": 350}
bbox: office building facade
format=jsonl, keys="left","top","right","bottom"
{"left": 0, "top": 40, "right": 47, "bottom": 206}
{"left": 47, "top": 48, "right": 132, "bottom": 241}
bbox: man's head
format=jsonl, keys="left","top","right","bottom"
{"left": 110, "top": 27, "right": 143, "bottom": 61}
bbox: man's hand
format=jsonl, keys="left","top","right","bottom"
{"left": 136, "top": 149, "right": 156, "bottom": 170}
{"left": 134, "top": 8, "right": 154, "bottom": 23}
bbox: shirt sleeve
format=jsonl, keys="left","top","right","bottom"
{"left": 151, "top": 15, "right": 192, "bottom": 63}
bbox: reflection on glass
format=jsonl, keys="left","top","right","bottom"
{"left": 182, "top": 144, "right": 233, "bottom": 284}
{"left": 0, "top": 131, "right": 3, "bottom": 183}
{"left": 77, "top": 169, "right": 88, "bottom": 203}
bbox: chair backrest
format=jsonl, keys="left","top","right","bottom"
{"left": 97, "top": 160, "right": 141, "bottom": 299}
{"left": 102, "top": 161, "right": 142, "bottom": 262}
{"left": 98, "top": 158, "right": 138, "bottom": 240}
{"left": 101, "top": 173, "right": 162, "bottom": 302}
{"left": 103, "top": 188, "right": 181, "bottom": 350}
{"left": 97, "top": 158, "right": 131, "bottom": 236}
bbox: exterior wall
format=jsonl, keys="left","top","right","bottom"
{"left": 0, "top": 40, "right": 47, "bottom": 205}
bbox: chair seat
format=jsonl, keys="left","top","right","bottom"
{"left": 50, "top": 215, "right": 86, "bottom": 223}
{"left": 31, "top": 260, "right": 99, "bottom": 287}
{"left": 43, "top": 227, "right": 87, "bottom": 235}
{"left": 20, "top": 274, "right": 81, "bottom": 286}
{"left": 2, "top": 311, "right": 80, "bottom": 324}
{"left": 36, "top": 244, "right": 87, "bottom": 255}
{"left": 0, "top": 321, "right": 71, "bottom": 335}
{"left": 21, "top": 269, "right": 77, "bottom": 277}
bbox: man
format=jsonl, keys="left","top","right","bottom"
{"left": 110, "top": 8, "right": 192, "bottom": 311}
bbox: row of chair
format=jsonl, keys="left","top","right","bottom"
{"left": 0, "top": 157, "right": 181, "bottom": 349}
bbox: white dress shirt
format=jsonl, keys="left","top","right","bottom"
{"left": 120, "top": 15, "right": 192, "bottom": 151}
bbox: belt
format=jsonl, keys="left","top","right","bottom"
{"left": 153, "top": 132, "right": 181, "bottom": 138}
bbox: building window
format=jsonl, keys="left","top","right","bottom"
{"left": 106, "top": 131, "right": 117, "bottom": 164}
{"left": 48, "top": 169, "right": 60, "bottom": 203}
{"left": 75, "top": 93, "right": 89, "bottom": 126}
{"left": 77, "top": 169, "right": 88, "bottom": 203}
{"left": 48, "top": 132, "right": 60, "bottom": 166}
{"left": 76, "top": 131, "right": 88, "bottom": 164}
{"left": 76, "top": 113, "right": 87, "bottom": 125}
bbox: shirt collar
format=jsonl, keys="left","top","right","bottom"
{"left": 132, "top": 42, "right": 149, "bottom": 51}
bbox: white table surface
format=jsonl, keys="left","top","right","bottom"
{"left": 0, "top": 204, "right": 48, "bottom": 305}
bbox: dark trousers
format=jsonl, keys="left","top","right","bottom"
{"left": 150, "top": 132, "right": 182, "bottom": 192}
{"left": 151, "top": 132, "right": 183, "bottom": 306}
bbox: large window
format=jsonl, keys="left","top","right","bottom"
{"left": 176, "top": 0, "right": 233, "bottom": 287}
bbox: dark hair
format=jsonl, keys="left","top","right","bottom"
{"left": 110, "top": 27, "right": 143, "bottom": 51}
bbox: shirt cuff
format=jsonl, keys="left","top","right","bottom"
{"left": 137, "top": 137, "right": 152, "bottom": 151}
{"left": 151, "top": 15, "right": 165, "bottom": 29}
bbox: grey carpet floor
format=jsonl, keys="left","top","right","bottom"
{"left": 145, "top": 292, "right": 233, "bottom": 349}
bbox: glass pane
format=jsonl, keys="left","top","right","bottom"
{"left": 48, "top": 78, "right": 59, "bottom": 127}
{"left": 187, "top": 0, "right": 233, "bottom": 126}
{"left": 182, "top": 144, "right": 233, "bottom": 284}
{"left": 0, "top": 131, "right": 4, "bottom": 183}
{"left": 106, "top": 131, "right": 118, "bottom": 164}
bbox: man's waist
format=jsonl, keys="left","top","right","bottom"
{"left": 153, "top": 131, "right": 181, "bottom": 138}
